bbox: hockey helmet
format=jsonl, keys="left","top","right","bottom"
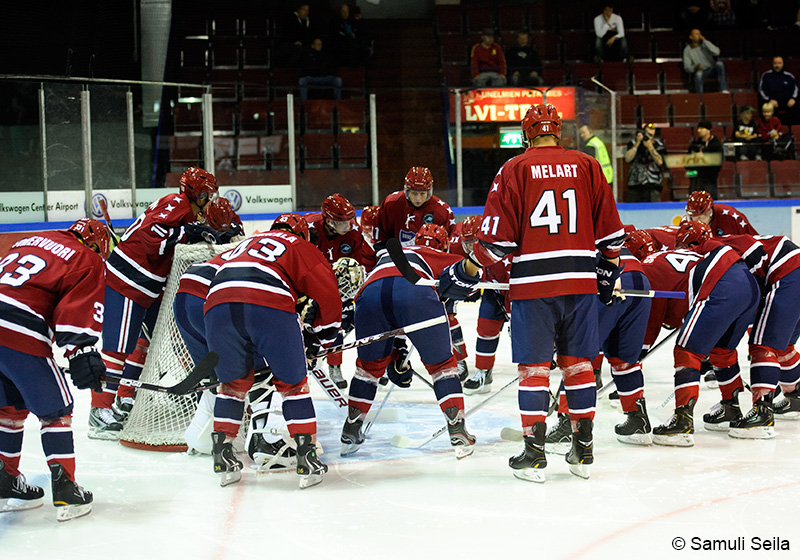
{"left": 685, "top": 190, "right": 714, "bottom": 218}
{"left": 271, "top": 213, "right": 309, "bottom": 241}
{"left": 624, "top": 229, "right": 658, "bottom": 261}
{"left": 359, "top": 205, "right": 378, "bottom": 243}
{"left": 333, "top": 257, "right": 366, "bottom": 300}
{"left": 404, "top": 167, "right": 433, "bottom": 205}
{"left": 69, "top": 218, "right": 111, "bottom": 259}
{"left": 204, "top": 197, "right": 237, "bottom": 231}
{"left": 322, "top": 193, "right": 355, "bottom": 235}
{"left": 460, "top": 215, "right": 481, "bottom": 254}
{"left": 521, "top": 104, "right": 561, "bottom": 145}
{"left": 675, "top": 220, "right": 712, "bottom": 250}
{"left": 179, "top": 167, "right": 219, "bottom": 205}
{"left": 415, "top": 223, "right": 450, "bottom": 252}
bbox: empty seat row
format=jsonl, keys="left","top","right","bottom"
{"left": 669, "top": 160, "right": 800, "bottom": 200}
{"left": 618, "top": 92, "right": 763, "bottom": 129}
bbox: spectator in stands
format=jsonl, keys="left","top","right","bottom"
{"left": 625, "top": 123, "right": 667, "bottom": 202}
{"left": 330, "top": 3, "right": 358, "bottom": 67}
{"left": 593, "top": 4, "right": 630, "bottom": 62}
{"left": 758, "top": 102, "right": 792, "bottom": 161}
{"left": 506, "top": 31, "right": 543, "bottom": 87}
{"left": 579, "top": 125, "right": 614, "bottom": 185}
{"left": 298, "top": 38, "right": 342, "bottom": 103}
{"left": 758, "top": 56, "right": 798, "bottom": 125}
{"left": 682, "top": 28, "right": 728, "bottom": 97}
{"left": 351, "top": 6, "right": 373, "bottom": 67}
{"left": 733, "top": 105, "right": 762, "bottom": 161}
{"left": 470, "top": 28, "right": 507, "bottom": 87}
{"left": 687, "top": 119, "right": 723, "bottom": 198}
{"left": 277, "top": 3, "right": 315, "bottom": 68}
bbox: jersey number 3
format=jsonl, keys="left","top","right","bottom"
{"left": 0, "top": 253, "right": 47, "bottom": 287}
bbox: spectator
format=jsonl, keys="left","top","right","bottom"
{"left": 330, "top": 3, "right": 358, "bottom": 67}
{"left": 579, "top": 125, "right": 613, "bottom": 185}
{"left": 625, "top": 123, "right": 667, "bottom": 202}
{"left": 733, "top": 105, "right": 762, "bottom": 161}
{"left": 593, "top": 4, "right": 630, "bottom": 62}
{"left": 470, "top": 28, "right": 507, "bottom": 87}
{"left": 758, "top": 103, "right": 792, "bottom": 161}
{"left": 682, "top": 28, "right": 728, "bottom": 97}
{"left": 298, "top": 38, "right": 342, "bottom": 103}
{"left": 506, "top": 31, "right": 543, "bottom": 87}
{"left": 758, "top": 56, "right": 798, "bottom": 125}
{"left": 277, "top": 3, "right": 314, "bottom": 68}
{"left": 708, "top": 0, "right": 736, "bottom": 27}
{"left": 351, "top": 6, "right": 373, "bottom": 67}
{"left": 687, "top": 119, "right": 723, "bottom": 198}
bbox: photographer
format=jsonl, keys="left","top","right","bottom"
{"left": 625, "top": 123, "right": 667, "bottom": 202}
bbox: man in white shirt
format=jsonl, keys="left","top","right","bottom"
{"left": 593, "top": 5, "right": 629, "bottom": 62}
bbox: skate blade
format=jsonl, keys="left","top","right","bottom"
{"left": 728, "top": 426, "right": 776, "bottom": 439}
{"left": 253, "top": 452, "right": 297, "bottom": 472}
{"left": 87, "top": 428, "right": 120, "bottom": 441}
{"left": 568, "top": 463, "right": 591, "bottom": 479}
{"left": 608, "top": 399, "right": 622, "bottom": 411}
{"left": 453, "top": 444, "right": 474, "bottom": 460}
{"left": 299, "top": 473, "right": 324, "bottom": 489}
{"left": 544, "top": 441, "right": 570, "bottom": 455}
{"left": 512, "top": 468, "right": 546, "bottom": 483}
{"left": 616, "top": 432, "right": 653, "bottom": 446}
{"left": 703, "top": 422, "right": 733, "bottom": 432}
{"left": 774, "top": 410, "right": 800, "bottom": 421}
{"left": 1, "top": 496, "right": 44, "bottom": 512}
{"left": 340, "top": 442, "right": 362, "bottom": 457}
{"left": 463, "top": 384, "right": 491, "bottom": 396}
{"left": 653, "top": 433, "right": 694, "bottom": 447}
{"left": 704, "top": 379, "right": 719, "bottom": 389}
{"left": 55, "top": 503, "right": 92, "bottom": 522}
{"left": 218, "top": 470, "right": 242, "bottom": 487}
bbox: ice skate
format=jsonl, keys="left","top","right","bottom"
{"left": 0, "top": 460, "right": 44, "bottom": 513}
{"left": 565, "top": 418, "right": 593, "bottom": 479}
{"left": 509, "top": 423, "right": 547, "bottom": 483}
{"left": 211, "top": 431, "right": 243, "bottom": 487}
{"left": 87, "top": 406, "right": 123, "bottom": 440}
{"left": 340, "top": 406, "right": 365, "bottom": 457}
{"left": 703, "top": 371, "right": 718, "bottom": 389}
{"left": 328, "top": 364, "right": 347, "bottom": 390}
{"left": 774, "top": 388, "right": 800, "bottom": 420}
{"left": 49, "top": 463, "right": 92, "bottom": 522}
{"left": 463, "top": 368, "right": 492, "bottom": 395}
{"left": 729, "top": 398, "right": 776, "bottom": 439}
{"left": 703, "top": 392, "right": 742, "bottom": 432}
{"left": 247, "top": 432, "right": 296, "bottom": 472}
{"left": 295, "top": 433, "right": 327, "bottom": 489}
{"left": 653, "top": 399, "right": 695, "bottom": 447}
{"left": 544, "top": 413, "right": 571, "bottom": 455}
{"left": 457, "top": 360, "right": 469, "bottom": 382}
{"left": 444, "top": 406, "right": 476, "bottom": 459}
{"left": 608, "top": 390, "right": 621, "bottom": 410}
{"left": 111, "top": 396, "right": 135, "bottom": 423}
{"left": 594, "top": 369, "right": 602, "bottom": 390}
{"left": 615, "top": 398, "right": 652, "bottom": 445}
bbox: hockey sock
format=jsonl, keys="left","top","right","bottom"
{"left": 274, "top": 379, "right": 316, "bottom": 438}
{"left": 118, "top": 337, "right": 149, "bottom": 399}
{"left": 0, "top": 406, "right": 28, "bottom": 476}
{"left": 674, "top": 367, "right": 701, "bottom": 407}
{"left": 430, "top": 364, "right": 464, "bottom": 413}
{"left": 609, "top": 358, "right": 644, "bottom": 413}
{"left": 557, "top": 380, "right": 567, "bottom": 414}
{"left": 560, "top": 356, "right": 596, "bottom": 426}
{"left": 518, "top": 363, "right": 551, "bottom": 434}
{"left": 749, "top": 345, "right": 780, "bottom": 402}
{"left": 213, "top": 372, "right": 254, "bottom": 440}
{"left": 93, "top": 350, "right": 127, "bottom": 408}
{"left": 777, "top": 345, "right": 800, "bottom": 392}
{"left": 475, "top": 318, "right": 503, "bottom": 371}
{"left": 326, "top": 351, "right": 343, "bottom": 367}
{"left": 448, "top": 314, "right": 468, "bottom": 362}
{"left": 41, "top": 416, "right": 76, "bottom": 481}
{"left": 347, "top": 364, "right": 381, "bottom": 419}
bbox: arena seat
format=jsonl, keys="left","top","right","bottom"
{"left": 736, "top": 160, "right": 771, "bottom": 198}
{"left": 770, "top": 160, "right": 800, "bottom": 198}
{"left": 670, "top": 93, "right": 702, "bottom": 126}
{"left": 702, "top": 92, "right": 733, "bottom": 125}
{"left": 638, "top": 94, "right": 670, "bottom": 126}
{"left": 631, "top": 61, "right": 660, "bottom": 93}
{"left": 659, "top": 127, "right": 692, "bottom": 153}
{"left": 717, "top": 161, "right": 737, "bottom": 199}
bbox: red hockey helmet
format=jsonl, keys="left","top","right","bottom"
{"left": 675, "top": 220, "right": 712, "bottom": 249}
{"left": 685, "top": 190, "right": 714, "bottom": 217}
{"left": 179, "top": 167, "right": 219, "bottom": 205}
{"left": 404, "top": 167, "right": 434, "bottom": 192}
{"left": 415, "top": 223, "right": 450, "bottom": 252}
{"left": 360, "top": 205, "right": 378, "bottom": 243}
{"left": 271, "top": 213, "right": 309, "bottom": 241}
{"left": 69, "top": 218, "right": 111, "bottom": 259}
{"left": 322, "top": 193, "right": 356, "bottom": 221}
{"left": 460, "top": 215, "right": 482, "bottom": 251}
{"left": 204, "top": 197, "right": 237, "bottom": 230}
{"left": 521, "top": 104, "right": 561, "bottom": 145}
{"left": 624, "top": 229, "right": 658, "bottom": 261}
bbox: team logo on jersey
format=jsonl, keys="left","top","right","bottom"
{"left": 423, "top": 213, "right": 434, "bottom": 224}
{"left": 91, "top": 193, "right": 108, "bottom": 220}
{"left": 339, "top": 242, "right": 353, "bottom": 255}
{"left": 399, "top": 230, "right": 416, "bottom": 245}
{"left": 716, "top": 228, "right": 724, "bottom": 236}
{"left": 223, "top": 189, "right": 243, "bottom": 212}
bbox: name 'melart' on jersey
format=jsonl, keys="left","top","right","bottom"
{"left": 530, "top": 164, "right": 579, "bottom": 180}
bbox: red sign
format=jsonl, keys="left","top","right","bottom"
{"left": 449, "top": 87, "right": 576, "bottom": 123}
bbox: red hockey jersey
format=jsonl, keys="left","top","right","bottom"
{"left": 708, "top": 234, "right": 800, "bottom": 288}
{"left": 106, "top": 193, "right": 199, "bottom": 306}
{"left": 0, "top": 231, "right": 105, "bottom": 358}
{"left": 363, "top": 245, "right": 462, "bottom": 296}
{"left": 644, "top": 226, "right": 678, "bottom": 251}
{"left": 708, "top": 203, "right": 758, "bottom": 237}
{"left": 204, "top": 231, "right": 341, "bottom": 341}
{"left": 304, "top": 212, "right": 377, "bottom": 271}
{"left": 374, "top": 191, "right": 455, "bottom": 247}
{"left": 476, "top": 145, "right": 625, "bottom": 300}
{"left": 176, "top": 250, "right": 233, "bottom": 299}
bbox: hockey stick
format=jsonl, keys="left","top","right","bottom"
{"left": 386, "top": 239, "right": 684, "bottom": 299}
{"left": 97, "top": 198, "right": 120, "bottom": 244}
{"left": 309, "top": 366, "right": 348, "bottom": 408}
{"left": 101, "top": 351, "right": 219, "bottom": 395}
{"left": 390, "top": 374, "right": 518, "bottom": 449}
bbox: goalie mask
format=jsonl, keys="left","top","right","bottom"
{"left": 333, "top": 257, "right": 366, "bottom": 300}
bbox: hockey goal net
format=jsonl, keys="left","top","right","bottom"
{"left": 119, "top": 241, "right": 239, "bottom": 452}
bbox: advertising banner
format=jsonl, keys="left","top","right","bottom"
{"left": 449, "top": 87, "right": 576, "bottom": 123}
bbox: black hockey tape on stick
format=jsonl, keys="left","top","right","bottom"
{"left": 101, "top": 351, "right": 219, "bottom": 395}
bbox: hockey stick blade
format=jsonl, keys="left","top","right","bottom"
{"left": 102, "top": 351, "right": 219, "bottom": 395}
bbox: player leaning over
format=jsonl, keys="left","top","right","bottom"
{"left": 684, "top": 190, "right": 758, "bottom": 237}
{"left": 91, "top": 167, "right": 222, "bottom": 439}
{"left": 439, "top": 104, "right": 626, "bottom": 482}
{"left": 0, "top": 219, "right": 109, "bottom": 521}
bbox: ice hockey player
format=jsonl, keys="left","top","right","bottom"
{"left": 359, "top": 205, "right": 378, "bottom": 245}
{"left": 340, "top": 223, "right": 476, "bottom": 459}
{"left": 440, "top": 103, "right": 626, "bottom": 482}
{"left": 203, "top": 214, "right": 342, "bottom": 488}
{"left": 305, "top": 194, "right": 375, "bottom": 389}
{"left": 91, "top": 167, "right": 222, "bottom": 439}
{"left": 684, "top": 190, "right": 758, "bottom": 237}
{"left": 0, "top": 219, "right": 109, "bottom": 521}
{"left": 644, "top": 221, "right": 759, "bottom": 447}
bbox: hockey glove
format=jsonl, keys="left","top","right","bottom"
{"left": 303, "top": 330, "right": 322, "bottom": 366}
{"left": 299, "top": 298, "right": 319, "bottom": 328}
{"left": 596, "top": 256, "right": 623, "bottom": 306}
{"left": 341, "top": 300, "right": 355, "bottom": 334}
{"left": 386, "top": 359, "right": 413, "bottom": 388}
{"left": 68, "top": 347, "right": 105, "bottom": 392}
{"left": 185, "top": 223, "right": 223, "bottom": 244}
{"left": 219, "top": 223, "right": 244, "bottom": 243}
{"left": 437, "top": 261, "right": 481, "bottom": 301}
